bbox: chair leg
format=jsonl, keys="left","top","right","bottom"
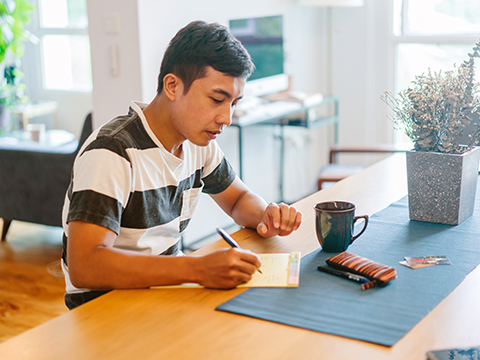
{"left": 1, "top": 219, "right": 12, "bottom": 241}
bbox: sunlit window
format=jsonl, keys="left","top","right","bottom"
{"left": 39, "top": 0, "right": 88, "bottom": 28}
{"left": 398, "top": 0, "right": 480, "bottom": 36}
{"left": 396, "top": 43, "right": 473, "bottom": 91}
{"left": 37, "top": 0, "right": 92, "bottom": 92}
{"left": 392, "top": 0, "right": 480, "bottom": 143}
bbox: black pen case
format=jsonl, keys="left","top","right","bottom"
{"left": 326, "top": 251, "right": 397, "bottom": 290}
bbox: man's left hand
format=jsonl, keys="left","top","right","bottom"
{"left": 257, "top": 202, "right": 302, "bottom": 237}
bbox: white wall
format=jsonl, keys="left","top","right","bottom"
{"left": 86, "top": 0, "right": 143, "bottom": 129}
{"left": 331, "top": 0, "right": 395, "bottom": 166}
{"left": 136, "top": 0, "right": 326, "bottom": 101}
{"left": 134, "top": 0, "right": 333, "bottom": 243}
{"left": 86, "top": 0, "right": 394, "bottom": 245}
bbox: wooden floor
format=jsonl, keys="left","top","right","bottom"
{"left": 0, "top": 219, "right": 68, "bottom": 343}
{"left": 0, "top": 218, "right": 226, "bottom": 344}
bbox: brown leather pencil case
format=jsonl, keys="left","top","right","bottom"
{"left": 326, "top": 251, "right": 397, "bottom": 290}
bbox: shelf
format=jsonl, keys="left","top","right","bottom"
{"left": 230, "top": 95, "right": 339, "bottom": 202}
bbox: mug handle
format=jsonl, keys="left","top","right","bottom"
{"left": 351, "top": 215, "right": 369, "bottom": 243}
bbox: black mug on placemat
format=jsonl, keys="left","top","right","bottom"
{"left": 314, "top": 201, "right": 369, "bottom": 252}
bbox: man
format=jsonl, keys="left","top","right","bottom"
{"left": 61, "top": 20, "right": 302, "bottom": 309}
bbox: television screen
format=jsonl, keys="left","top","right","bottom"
{"left": 229, "top": 15, "right": 284, "bottom": 82}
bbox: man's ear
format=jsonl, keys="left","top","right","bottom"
{"left": 163, "top": 74, "right": 182, "bottom": 101}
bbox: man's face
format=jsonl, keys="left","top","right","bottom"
{"left": 170, "top": 66, "right": 245, "bottom": 147}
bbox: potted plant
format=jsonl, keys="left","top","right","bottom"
{"left": 381, "top": 40, "right": 480, "bottom": 225}
{"left": 0, "top": 0, "right": 34, "bottom": 134}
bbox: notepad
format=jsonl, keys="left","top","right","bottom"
{"left": 151, "top": 252, "right": 301, "bottom": 289}
{"left": 239, "top": 251, "right": 301, "bottom": 288}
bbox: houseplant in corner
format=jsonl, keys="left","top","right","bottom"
{"left": 0, "top": 0, "right": 35, "bottom": 134}
{"left": 382, "top": 40, "right": 480, "bottom": 225}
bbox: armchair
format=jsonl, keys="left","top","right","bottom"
{"left": 0, "top": 113, "right": 92, "bottom": 240}
{"left": 317, "top": 143, "right": 411, "bottom": 190}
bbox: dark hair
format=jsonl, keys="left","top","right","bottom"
{"left": 157, "top": 21, "right": 254, "bottom": 94}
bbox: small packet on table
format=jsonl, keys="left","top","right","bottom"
{"left": 400, "top": 255, "right": 451, "bottom": 269}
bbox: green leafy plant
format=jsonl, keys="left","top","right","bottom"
{"left": 381, "top": 40, "right": 480, "bottom": 154}
{"left": 0, "top": 0, "right": 34, "bottom": 133}
{"left": 0, "top": 65, "right": 28, "bottom": 134}
{"left": 0, "top": 0, "right": 35, "bottom": 63}
{"left": 1, "top": 65, "right": 28, "bottom": 107}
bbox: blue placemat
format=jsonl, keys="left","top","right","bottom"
{"left": 216, "top": 186, "right": 480, "bottom": 346}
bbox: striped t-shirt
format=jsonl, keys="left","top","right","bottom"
{"left": 61, "top": 101, "right": 236, "bottom": 294}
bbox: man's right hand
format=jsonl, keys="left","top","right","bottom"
{"left": 66, "top": 220, "right": 261, "bottom": 290}
{"left": 192, "top": 248, "right": 261, "bottom": 289}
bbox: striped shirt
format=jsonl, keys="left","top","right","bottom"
{"left": 61, "top": 101, "right": 236, "bottom": 294}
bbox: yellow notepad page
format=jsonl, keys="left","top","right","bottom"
{"left": 239, "top": 252, "right": 300, "bottom": 287}
{"left": 151, "top": 252, "right": 300, "bottom": 289}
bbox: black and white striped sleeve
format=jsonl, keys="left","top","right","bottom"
{"left": 67, "top": 136, "right": 132, "bottom": 234}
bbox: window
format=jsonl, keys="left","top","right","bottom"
{"left": 20, "top": 0, "right": 93, "bottom": 134}
{"left": 392, "top": 0, "right": 480, "bottom": 142}
{"left": 395, "top": 0, "right": 480, "bottom": 36}
{"left": 35, "top": 0, "right": 92, "bottom": 92}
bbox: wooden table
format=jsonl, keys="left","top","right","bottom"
{"left": 1, "top": 154, "right": 479, "bottom": 359}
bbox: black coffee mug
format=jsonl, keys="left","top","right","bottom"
{"left": 314, "top": 201, "right": 369, "bottom": 252}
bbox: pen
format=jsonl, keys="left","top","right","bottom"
{"left": 317, "top": 265, "right": 369, "bottom": 284}
{"left": 216, "top": 227, "right": 263, "bottom": 274}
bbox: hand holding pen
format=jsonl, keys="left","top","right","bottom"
{"left": 217, "top": 227, "right": 263, "bottom": 274}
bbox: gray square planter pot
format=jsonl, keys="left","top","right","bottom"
{"left": 406, "top": 147, "right": 480, "bottom": 225}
